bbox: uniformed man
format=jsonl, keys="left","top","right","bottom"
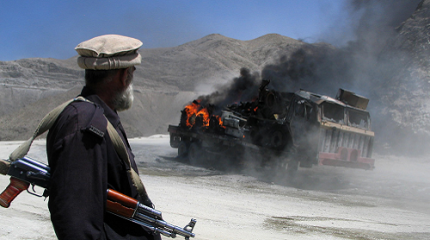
{"left": 46, "top": 34, "right": 161, "bottom": 240}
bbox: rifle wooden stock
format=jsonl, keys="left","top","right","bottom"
{"left": 0, "top": 177, "right": 30, "bottom": 208}
{"left": 106, "top": 189, "right": 138, "bottom": 218}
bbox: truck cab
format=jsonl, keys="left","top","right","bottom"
{"left": 287, "top": 89, "right": 375, "bottom": 170}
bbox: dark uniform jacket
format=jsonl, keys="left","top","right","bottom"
{"left": 47, "top": 87, "right": 160, "bottom": 240}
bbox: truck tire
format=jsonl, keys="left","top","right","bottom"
{"left": 188, "top": 142, "right": 206, "bottom": 167}
{"left": 177, "top": 142, "right": 189, "bottom": 158}
{"left": 286, "top": 147, "right": 299, "bottom": 179}
{"left": 269, "top": 126, "right": 289, "bottom": 151}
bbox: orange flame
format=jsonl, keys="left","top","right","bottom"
{"left": 184, "top": 100, "right": 224, "bottom": 128}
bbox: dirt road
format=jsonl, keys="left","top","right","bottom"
{"left": 0, "top": 136, "right": 429, "bottom": 239}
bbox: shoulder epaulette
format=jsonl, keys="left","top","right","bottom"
{"left": 80, "top": 104, "right": 107, "bottom": 139}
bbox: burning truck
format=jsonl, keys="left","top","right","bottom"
{"left": 168, "top": 79, "right": 375, "bottom": 173}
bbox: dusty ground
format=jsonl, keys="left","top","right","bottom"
{"left": 0, "top": 136, "right": 429, "bottom": 240}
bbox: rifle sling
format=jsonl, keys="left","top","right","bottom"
{"left": 105, "top": 121, "right": 148, "bottom": 198}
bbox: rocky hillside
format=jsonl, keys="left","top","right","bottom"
{"left": 136, "top": 34, "right": 304, "bottom": 91}
{"left": 376, "top": 0, "right": 430, "bottom": 154}
{"left": 0, "top": 58, "right": 82, "bottom": 116}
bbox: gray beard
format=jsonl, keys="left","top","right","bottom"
{"left": 113, "top": 83, "right": 134, "bottom": 112}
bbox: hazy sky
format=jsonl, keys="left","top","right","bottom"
{"left": 0, "top": 0, "right": 353, "bottom": 61}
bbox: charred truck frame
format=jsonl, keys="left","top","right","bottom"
{"left": 168, "top": 80, "right": 375, "bottom": 173}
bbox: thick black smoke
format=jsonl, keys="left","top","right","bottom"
{"left": 261, "top": 44, "right": 353, "bottom": 95}
{"left": 196, "top": 68, "right": 261, "bottom": 114}
{"left": 199, "top": 0, "right": 421, "bottom": 100}
{"left": 261, "top": 0, "right": 422, "bottom": 95}
{"left": 348, "top": 0, "right": 420, "bottom": 47}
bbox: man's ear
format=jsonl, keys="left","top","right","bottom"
{"left": 118, "top": 68, "right": 129, "bottom": 87}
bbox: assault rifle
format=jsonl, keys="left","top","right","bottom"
{"left": 0, "top": 157, "right": 196, "bottom": 239}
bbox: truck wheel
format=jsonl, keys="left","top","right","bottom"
{"left": 188, "top": 142, "right": 205, "bottom": 166}
{"left": 269, "top": 126, "right": 288, "bottom": 151}
{"left": 286, "top": 146, "right": 299, "bottom": 179}
{"left": 177, "top": 142, "right": 189, "bottom": 158}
